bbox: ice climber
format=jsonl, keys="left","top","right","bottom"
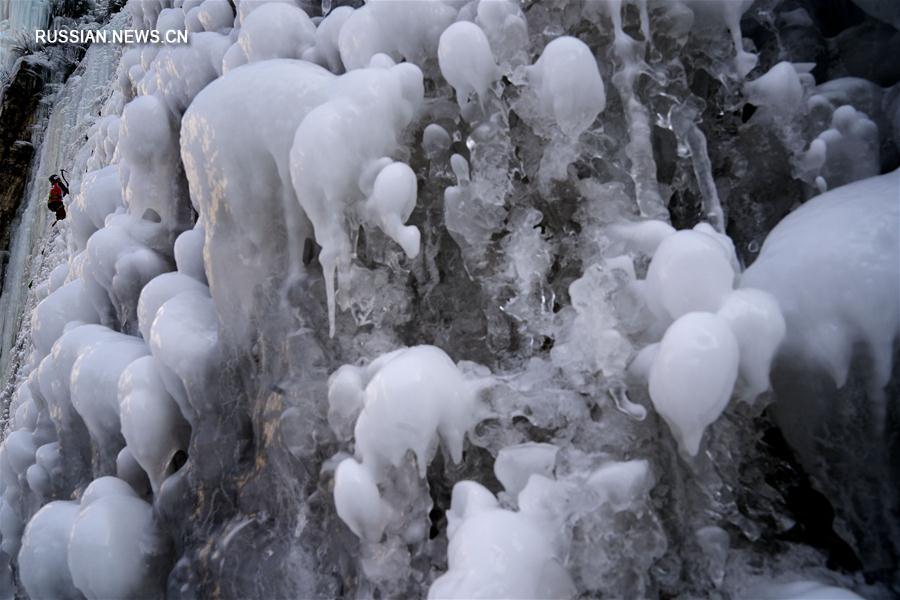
{"left": 47, "top": 172, "right": 69, "bottom": 223}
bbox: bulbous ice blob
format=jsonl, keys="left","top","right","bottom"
{"left": 148, "top": 290, "right": 220, "bottom": 423}
{"left": 333, "top": 458, "right": 389, "bottom": 542}
{"left": 3, "top": 430, "right": 36, "bottom": 476}
{"left": 116, "top": 447, "right": 151, "bottom": 497}
{"left": 528, "top": 36, "right": 606, "bottom": 138}
{"left": 82, "top": 213, "right": 174, "bottom": 328}
{"left": 648, "top": 312, "right": 740, "bottom": 456}
{"left": 181, "top": 59, "right": 333, "bottom": 349}
{"left": 327, "top": 365, "right": 366, "bottom": 441}
{"left": 25, "top": 464, "right": 49, "bottom": 496}
{"left": 475, "top": 0, "right": 529, "bottom": 70}
{"left": 0, "top": 500, "right": 24, "bottom": 558}
{"left": 70, "top": 333, "right": 150, "bottom": 454}
{"left": 18, "top": 501, "right": 81, "bottom": 600}
{"left": 137, "top": 271, "right": 209, "bottom": 342}
{"left": 290, "top": 62, "right": 424, "bottom": 335}
{"left": 352, "top": 345, "right": 483, "bottom": 476}
{"left": 438, "top": 21, "right": 498, "bottom": 108}
{"left": 307, "top": 5, "right": 354, "bottom": 73}
{"left": 223, "top": 3, "right": 316, "bottom": 73}
{"left": 494, "top": 443, "right": 558, "bottom": 498}
{"left": 80, "top": 476, "right": 138, "bottom": 507}
{"left": 444, "top": 480, "right": 499, "bottom": 539}
{"left": 804, "top": 104, "right": 880, "bottom": 190}
{"left": 645, "top": 230, "right": 736, "bottom": 322}
{"left": 338, "top": 0, "right": 457, "bottom": 70}
{"left": 119, "top": 356, "right": 191, "bottom": 493}
{"left": 742, "top": 169, "right": 899, "bottom": 392}
{"left": 35, "top": 443, "right": 61, "bottom": 482}
{"left": 429, "top": 480, "right": 575, "bottom": 599}
{"left": 68, "top": 493, "right": 168, "bottom": 599}
{"left": 31, "top": 279, "right": 100, "bottom": 358}
{"left": 234, "top": 0, "right": 295, "bottom": 26}
{"left": 423, "top": 123, "right": 451, "bottom": 159}
{"left": 365, "top": 161, "right": 421, "bottom": 259}
{"left": 68, "top": 165, "right": 123, "bottom": 253}
{"left": 118, "top": 94, "right": 192, "bottom": 231}
{"left": 627, "top": 342, "right": 659, "bottom": 381}
{"left": 744, "top": 61, "right": 803, "bottom": 113}
{"left": 173, "top": 225, "right": 207, "bottom": 283}
{"left": 716, "top": 288, "right": 786, "bottom": 402}
{"left": 137, "top": 31, "right": 231, "bottom": 116}
{"left": 185, "top": 0, "right": 233, "bottom": 33}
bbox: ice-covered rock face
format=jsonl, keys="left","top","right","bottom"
{"left": 1, "top": 0, "right": 899, "bottom": 598}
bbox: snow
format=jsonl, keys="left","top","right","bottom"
{"left": 528, "top": 36, "right": 606, "bottom": 138}
{"left": 648, "top": 312, "right": 740, "bottom": 456}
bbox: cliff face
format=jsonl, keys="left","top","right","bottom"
{"left": 0, "top": 56, "right": 51, "bottom": 254}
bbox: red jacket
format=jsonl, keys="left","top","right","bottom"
{"left": 48, "top": 183, "right": 63, "bottom": 204}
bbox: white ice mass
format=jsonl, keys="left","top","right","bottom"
{"left": 0, "top": 0, "right": 896, "bottom": 598}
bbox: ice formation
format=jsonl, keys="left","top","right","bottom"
{"left": 743, "top": 169, "right": 899, "bottom": 393}
{"left": 0, "top": 0, "right": 897, "bottom": 598}
{"left": 527, "top": 36, "right": 606, "bottom": 138}
{"left": 330, "top": 345, "right": 486, "bottom": 541}
{"left": 438, "top": 21, "right": 498, "bottom": 109}
{"left": 648, "top": 312, "right": 740, "bottom": 456}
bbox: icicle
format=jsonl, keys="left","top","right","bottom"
{"left": 599, "top": 0, "right": 669, "bottom": 222}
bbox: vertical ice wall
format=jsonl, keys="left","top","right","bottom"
{"left": 0, "top": 0, "right": 52, "bottom": 73}
{"left": 0, "top": 15, "right": 125, "bottom": 413}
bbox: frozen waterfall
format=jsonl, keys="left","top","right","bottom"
{"left": 0, "top": 1, "right": 897, "bottom": 599}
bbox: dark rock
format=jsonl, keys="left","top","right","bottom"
{"left": 0, "top": 57, "right": 51, "bottom": 254}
